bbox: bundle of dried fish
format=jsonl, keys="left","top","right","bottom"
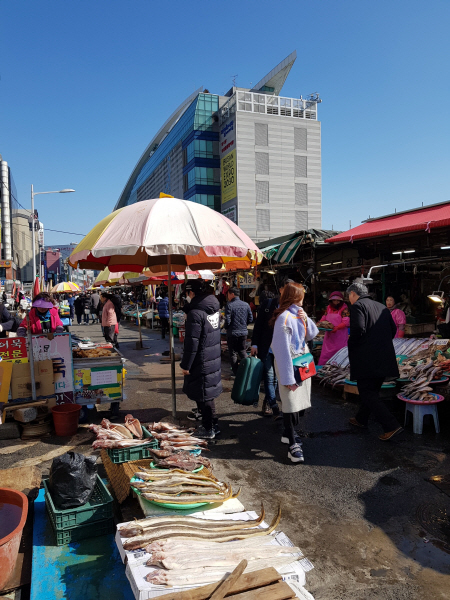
{"left": 122, "top": 506, "right": 281, "bottom": 550}
{"left": 400, "top": 359, "right": 444, "bottom": 401}
{"left": 152, "top": 451, "right": 212, "bottom": 471}
{"left": 146, "top": 421, "right": 206, "bottom": 452}
{"left": 119, "top": 505, "right": 265, "bottom": 539}
{"left": 318, "top": 364, "right": 350, "bottom": 388}
{"left": 89, "top": 414, "right": 146, "bottom": 448}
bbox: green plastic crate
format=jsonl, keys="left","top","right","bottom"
{"left": 46, "top": 504, "right": 114, "bottom": 546}
{"left": 106, "top": 425, "right": 158, "bottom": 464}
{"left": 43, "top": 476, "right": 113, "bottom": 530}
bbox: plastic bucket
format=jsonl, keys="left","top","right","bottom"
{"left": 0, "top": 488, "right": 28, "bottom": 589}
{"left": 179, "top": 328, "right": 185, "bottom": 343}
{"left": 51, "top": 404, "right": 82, "bottom": 436}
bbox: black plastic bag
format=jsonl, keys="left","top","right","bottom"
{"left": 48, "top": 451, "right": 98, "bottom": 509}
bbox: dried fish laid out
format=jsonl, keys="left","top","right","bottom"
{"left": 128, "top": 468, "right": 235, "bottom": 513}
{"left": 119, "top": 503, "right": 265, "bottom": 540}
{"left": 146, "top": 421, "right": 207, "bottom": 453}
{"left": 317, "top": 364, "right": 350, "bottom": 388}
{"left": 121, "top": 506, "right": 281, "bottom": 551}
{"left": 151, "top": 451, "right": 212, "bottom": 472}
{"left": 400, "top": 359, "right": 445, "bottom": 402}
{"left": 89, "top": 415, "right": 149, "bottom": 449}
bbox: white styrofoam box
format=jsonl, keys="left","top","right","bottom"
{"left": 120, "top": 511, "right": 312, "bottom": 600}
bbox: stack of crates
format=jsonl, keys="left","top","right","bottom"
{"left": 44, "top": 476, "right": 114, "bottom": 546}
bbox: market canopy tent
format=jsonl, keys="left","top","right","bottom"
{"left": 325, "top": 201, "right": 450, "bottom": 244}
{"left": 69, "top": 196, "right": 262, "bottom": 416}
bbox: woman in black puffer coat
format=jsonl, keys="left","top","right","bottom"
{"left": 180, "top": 280, "right": 222, "bottom": 439}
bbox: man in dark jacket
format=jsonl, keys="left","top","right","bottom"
{"left": 180, "top": 280, "right": 222, "bottom": 440}
{"left": 224, "top": 287, "right": 253, "bottom": 375}
{"left": 347, "top": 282, "right": 402, "bottom": 441}
{"left": 0, "top": 303, "right": 16, "bottom": 338}
{"left": 157, "top": 292, "right": 170, "bottom": 339}
{"left": 250, "top": 279, "right": 293, "bottom": 417}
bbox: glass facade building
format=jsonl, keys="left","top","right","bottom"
{"left": 115, "top": 51, "right": 322, "bottom": 242}
{"left": 116, "top": 92, "right": 221, "bottom": 211}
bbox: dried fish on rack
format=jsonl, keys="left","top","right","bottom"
{"left": 400, "top": 359, "right": 445, "bottom": 401}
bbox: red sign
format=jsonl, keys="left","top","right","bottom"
{"left": 0, "top": 337, "right": 28, "bottom": 363}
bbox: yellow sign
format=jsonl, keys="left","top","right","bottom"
{"left": 221, "top": 150, "right": 237, "bottom": 204}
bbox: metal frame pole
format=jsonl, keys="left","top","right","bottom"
{"left": 167, "top": 256, "right": 176, "bottom": 418}
{"left": 31, "top": 185, "right": 36, "bottom": 282}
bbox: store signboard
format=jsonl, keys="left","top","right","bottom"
{"left": 32, "top": 333, "right": 74, "bottom": 404}
{"left": 240, "top": 272, "right": 256, "bottom": 288}
{"left": 222, "top": 205, "right": 237, "bottom": 224}
{"left": 220, "top": 117, "right": 238, "bottom": 209}
{"left": 0, "top": 337, "right": 28, "bottom": 363}
{"left": 221, "top": 150, "right": 237, "bottom": 204}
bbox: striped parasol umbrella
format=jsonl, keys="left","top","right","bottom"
{"left": 50, "top": 282, "right": 81, "bottom": 293}
{"left": 68, "top": 195, "right": 262, "bottom": 416}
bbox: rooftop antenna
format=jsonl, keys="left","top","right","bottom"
{"left": 231, "top": 74, "right": 238, "bottom": 87}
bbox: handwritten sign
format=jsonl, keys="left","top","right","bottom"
{"left": 31, "top": 333, "right": 74, "bottom": 404}
{"left": 91, "top": 370, "right": 118, "bottom": 386}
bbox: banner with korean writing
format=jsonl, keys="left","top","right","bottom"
{"left": 221, "top": 149, "right": 237, "bottom": 204}
{"left": 0, "top": 337, "right": 28, "bottom": 363}
{"left": 31, "top": 333, "right": 74, "bottom": 404}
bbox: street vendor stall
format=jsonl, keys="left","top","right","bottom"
{"left": 72, "top": 340, "right": 126, "bottom": 415}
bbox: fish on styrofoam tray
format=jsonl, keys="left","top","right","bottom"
{"left": 119, "top": 510, "right": 313, "bottom": 599}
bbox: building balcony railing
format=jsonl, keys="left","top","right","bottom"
{"left": 219, "top": 92, "right": 319, "bottom": 125}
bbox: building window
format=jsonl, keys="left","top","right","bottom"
{"left": 192, "top": 194, "right": 220, "bottom": 210}
{"left": 255, "top": 181, "right": 269, "bottom": 205}
{"left": 188, "top": 169, "right": 196, "bottom": 189}
{"left": 255, "top": 123, "right": 268, "bottom": 147}
{"left": 295, "top": 210, "right": 308, "bottom": 230}
{"left": 294, "top": 128, "right": 307, "bottom": 151}
{"left": 256, "top": 209, "right": 270, "bottom": 231}
{"left": 294, "top": 155, "right": 307, "bottom": 178}
{"left": 295, "top": 183, "right": 308, "bottom": 206}
{"left": 195, "top": 167, "right": 216, "bottom": 186}
{"left": 255, "top": 153, "right": 269, "bottom": 175}
{"left": 0, "top": 268, "right": 6, "bottom": 278}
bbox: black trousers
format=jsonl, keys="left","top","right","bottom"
{"left": 283, "top": 410, "right": 305, "bottom": 446}
{"left": 355, "top": 377, "right": 399, "bottom": 433}
{"left": 160, "top": 317, "right": 169, "bottom": 339}
{"left": 227, "top": 336, "right": 247, "bottom": 374}
{"left": 195, "top": 400, "right": 217, "bottom": 431}
{"left": 104, "top": 325, "right": 118, "bottom": 346}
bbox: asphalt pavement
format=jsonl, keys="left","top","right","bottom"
{"left": 2, "top": 319, "right": 450, "bottom": 600}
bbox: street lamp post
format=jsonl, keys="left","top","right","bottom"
{"left": 31, "top": 185, "right": 75, "bottom": 283}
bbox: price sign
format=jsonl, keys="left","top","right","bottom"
{"left": 91, "top": 370, "right": 118, "bottom": 386}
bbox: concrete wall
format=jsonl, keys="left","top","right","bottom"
{"left": 234, "top": 111, "right": 321, "bottom": 242}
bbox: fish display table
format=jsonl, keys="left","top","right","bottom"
{"left": 31, "top": 488, "right": 133, "bottom": 600}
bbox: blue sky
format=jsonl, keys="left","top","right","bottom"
{"left": 1, "top": 0, "right": 449, "bottom": 245}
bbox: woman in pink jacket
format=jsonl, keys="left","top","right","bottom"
{"left": 385, "top": 296, "right": 406, "bottom": 338}
{"left": 318, "top": 291, "right": 350, "bottom": 365}
{"left": 17, "top": 293, "right": 64, "bottom": 337}
{"left": 101, "top": 293, "right": 118, "bottom": 346}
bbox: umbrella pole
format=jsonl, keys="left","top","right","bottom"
{"left": 167, "top": 256, "right": 177, "bottom": 418}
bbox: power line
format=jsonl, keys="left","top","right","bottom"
{"left": 46, "top": 228, "right": 86, "bottom": 236}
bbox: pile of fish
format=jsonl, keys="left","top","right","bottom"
{"left": 131, "top": 467, "right": 229, "bottom": 505}
{"left": 318, "top": 364, "right": 350, "bottom": 387}
{"left": 89, "top": 415, "right": 151, "bottom": 449}
{"left": 117, "top": 506, "right": 303, "bottom": 587}
{"left": 146, "top": 421, "right": 207, "bottom": 453}
{"left": 120, "top": 505, "right": 280, "bottom": 549}
{"left": 400, "top": 359, "right": 444, "bottom": 401}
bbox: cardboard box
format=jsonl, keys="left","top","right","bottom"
{"left": 10, "top": 360, "right": 54, "bottom": 400}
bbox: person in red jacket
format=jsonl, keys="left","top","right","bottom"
{"left": 17, "top": 293, "right": 64, "bottom": 337}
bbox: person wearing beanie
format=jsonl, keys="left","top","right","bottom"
{"left": 318, "top": 291, "right": 350, "bottom": 365}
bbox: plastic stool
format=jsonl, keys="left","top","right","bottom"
{"left": 404, "top": 402, "right": 440, "bottom": 434}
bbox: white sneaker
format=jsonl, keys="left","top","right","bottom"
{"left": 288, "top": 443, "right": 304, "bottom": 463}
